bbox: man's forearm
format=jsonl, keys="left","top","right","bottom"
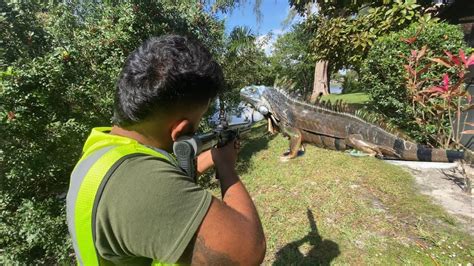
{"left": 217, "top": 167, "right": 260, "bottom": 222}
{"left": 221, "top": 176, "right": 262, "bottom": 226}
{"left": 217, "top": 168, "right": 265, "bottom": 254}
{"left": 196, "top": 150, "right": 213, "bottom": 176}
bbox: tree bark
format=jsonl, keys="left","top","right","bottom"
{"left": 310, "top": 60, "right": 330, "bottom": 103}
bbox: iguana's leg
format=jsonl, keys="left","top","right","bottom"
{"left": 347, "top": 134, "right": 382, "bottom": 157}
{"left": 283, "top": 142, "right": 306, "bottom": 157}
{"left": 347, "top": 134, "right": 401, "bottom": 159}
{"left": 280, "top": 126, "right": 303, "bottom": 162}
{"left": 268, "top": 117, "right": 276, "bottom": 134}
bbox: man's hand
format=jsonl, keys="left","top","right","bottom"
{"left": 211, "top": 139, "right": 239, "bottom": 191}
{"left": 211, "top": 139, "right": 239, "bottom": 170}
{"left": 196, "top": 139, "right": 240, "bottom": 176}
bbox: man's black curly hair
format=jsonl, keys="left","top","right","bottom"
{"left": 113, "top": 35, "right": 225, "bottom": 126}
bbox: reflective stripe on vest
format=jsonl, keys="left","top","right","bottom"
{"left": 66, "top": 128, "right": 179, "bottom": 265}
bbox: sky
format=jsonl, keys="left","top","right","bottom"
{"left": 217, "top": 0, "right": 305, "bottom": 55}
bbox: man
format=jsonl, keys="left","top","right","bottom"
{"left": 66, "top": 35, "right": 266, "bottom": 265}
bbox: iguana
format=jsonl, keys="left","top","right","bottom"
{"left": 240, "top": 85, "right": 465, "bottom": 162}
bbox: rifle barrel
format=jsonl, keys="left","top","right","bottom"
{"left": 194, "top": 122, "right": 253, "bottom": 153}
{"left": 196, "top": 131, "right": 218, "bottom": 152}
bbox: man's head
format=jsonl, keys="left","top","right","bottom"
{"left": 113, "top": 35, "right": 224, "bottom": 149}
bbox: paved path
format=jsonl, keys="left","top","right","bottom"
{"left": 387, "top": 160, "right": 473, "bottom": 235}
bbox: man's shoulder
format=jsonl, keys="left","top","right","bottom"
{"left": 101, "top": 153, "right": 193, "bottom": 201}
{"left": 114, "top": 153, "right": 185, "bottom": 179}
{"left": 120, "top": 152, "right": 175, "bottom": 168}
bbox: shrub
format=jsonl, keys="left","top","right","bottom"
{"left": 341, "top": 70, "right": 363, "bottom": 94}
{"left": 0, "top": 2, "right": 224, "bottom": 263}
{"left": 361, "top": 21, "right": 469, "bottom": 145}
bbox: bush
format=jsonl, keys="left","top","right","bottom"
{"left": 360, "top": 21, "right": 468, "bottom": 145}
{"left": 341, "top": 70, "right": 363, "bottom": 94}
{"left": 0, "top": 2, "right": 224, "bottom": 263}
{"left": 270, "top": 23, "right": 314, "bottom": 98}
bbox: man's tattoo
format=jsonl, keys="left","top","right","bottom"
{"left": 191, "top": 236, "right": 239, "bottom": 265}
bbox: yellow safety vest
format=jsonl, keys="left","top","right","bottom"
{"left": 66, "top": 127, "right": 180, "bottom": 265}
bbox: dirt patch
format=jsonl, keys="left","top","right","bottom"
{"left": 388, "top": 161, "right": 474, "bottom": 236}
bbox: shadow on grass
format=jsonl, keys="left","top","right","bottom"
{"left": 347, "top": 103, "right": 367, "bottom": 110}
{"left": 273, "top": 209, "right": 340, "bottom": 266}
{"left": 236, "top": 123, "right": 276, "bottom": 175}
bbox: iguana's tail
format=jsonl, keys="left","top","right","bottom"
{"left": 394, "top": 140, "right": 464, "bottom": 162}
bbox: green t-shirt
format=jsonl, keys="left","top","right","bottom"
{"left": 94, "top": 153, "right": 212, "bottom": 265}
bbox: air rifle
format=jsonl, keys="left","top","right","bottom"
{"left": 173, "top": 118, "right": 252, "bottom": 180}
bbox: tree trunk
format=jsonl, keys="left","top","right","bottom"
{"left": 310, "top": 60, "right": 330, "bottom": 103}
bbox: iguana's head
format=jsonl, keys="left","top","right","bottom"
{"left": 240, "top": 85, "right": 273, "bottom": 117}
{"left": 241, "top": 85, "right": 281, "bottom": 133}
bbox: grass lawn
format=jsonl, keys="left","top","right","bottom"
{"left": 321, "top": 93, "right": 370, "bottom": 105}
{"left": 206, "top": 124, "right": 474, "bottom": 265}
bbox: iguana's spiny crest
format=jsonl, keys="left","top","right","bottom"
{"left": 241, "top": 86, "right": 370, "bottom": 126}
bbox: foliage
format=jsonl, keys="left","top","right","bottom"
{"left": 208, "top": 0, "right": 262, "bottom": 21}
{"left": 290, "top": 0, "right": 434, "bottom": 17}
{"left": 305, "top": 0, "right": 434, "bottom": 74}
{"left": 270, "top": 23, "right": 314, "bottom": 99}
{"left": 361, "top": 21, "right": 469, "bottom": 146}
{"left": 291, "top": 0, "right": 378, "bottom": 16}
{"left": 410, "top": 48, "right": 474, "bottom": 148}
{"left": 0, "top": 1, "right": 224, "bottom": 263}
{"left": 220, "top": 26, "right": 272, "bottom": 107}
{"left": 1, "top": 198, "right": 72, "bottom": 264}
{"left": 341, "top": 70, "right": 363, "bottom": 94}
{"left": 0, "top": 2, "right": 51, "bottom": 67}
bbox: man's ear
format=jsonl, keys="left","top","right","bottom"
{"left": 170, "top": 119, "right": 192, "bottom": 141}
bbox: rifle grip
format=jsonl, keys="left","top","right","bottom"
{"left": 216, "top": 130, "right": 238, "bottom": 148}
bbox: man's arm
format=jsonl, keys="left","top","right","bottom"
{"left": 196, "top": 149, "right": 213, "bottom": 176}
{"left": 180, "top": 141, "right": 266, "bottom": 265}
